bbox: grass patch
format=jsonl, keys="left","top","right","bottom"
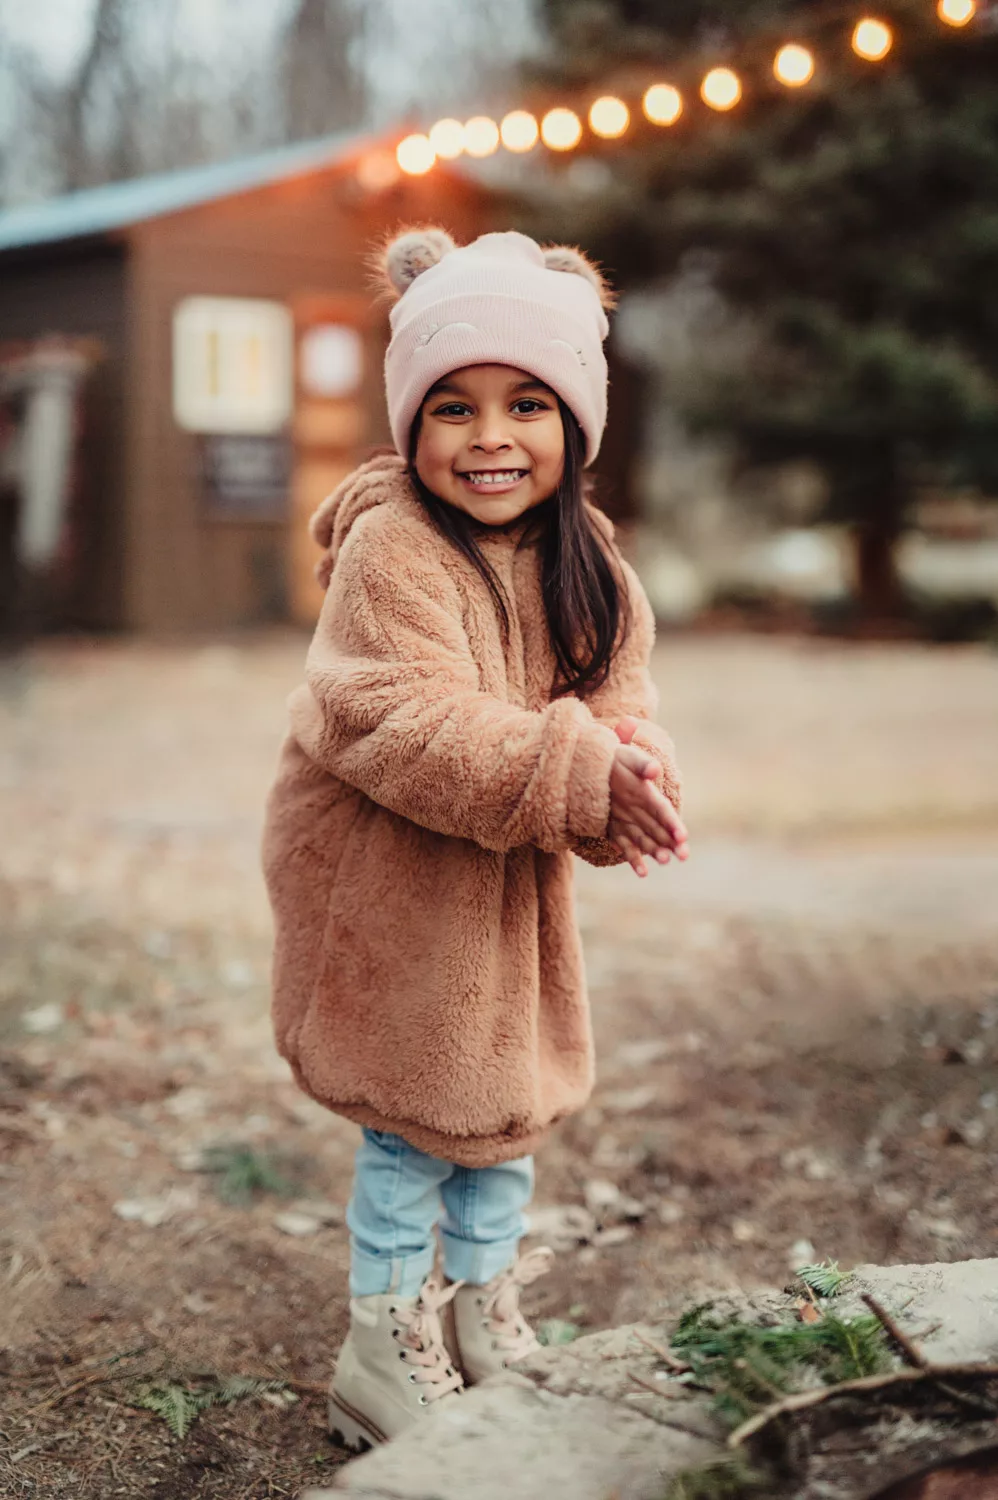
{"left": 536, "top": 1318, "right": 582, "bottom": 1347}
{"left": 198, "top": 1143, "right": 301, "bottom": 1206}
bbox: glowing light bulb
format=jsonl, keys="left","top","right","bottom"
{"left": 355, "top": 151, "right": 400, "bottom": 192}
{"left": 428, "top": 118, "right": 465, "bottom": 160}
{"left": 701, "top": 67, "right": 742, "bottom": 111}
{"left": 938, "top": 0, "right": 975, "bottom": 24}
{"left": 642, "top": 83, "right": 683, "bottom": 126}
{"left": 463, "top": 116, "right": 500, "bottom": 158}
{"left": 852, "top": 18, "right": 893, "bottom": 59}
{"left": 588, "top": 95, "right": 630, "bottom": 139}
{"left": 774, "top": 43, "right": 815, "bottom": 86}
{"left": 500, "top": 110, "right": 539, "bottom": 152}
{"left": 540, "top": 107, "right": 583, "bottom": 151}
{"left": 396, "top": 134, "right": 435, "bottom": 176}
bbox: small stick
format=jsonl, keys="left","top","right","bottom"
{"left": 21, "top": 1343, "right": 154, "bottom": 1417}
{"left": 728, "top": 1363, "right": 998, "bottom": 1449}
{"left": 860, "top": 1298, "right": 997, "bottom": 1414}
{"left": 622, "top": 1390, "right": 720, "bottom": 1440}
{"left": 801, "top": 1281, "right": 824, "bottom": 1319}
{"left": 633, "top": 1328, "right": 691, "bottom": 1373}
{"left": 279, "top": 1377, "right": 329, "bottom": 1396}
{"left": 861, "top": 1293, "right": 926, "bottom": 1369}
{"left": 933, "top": 1379, "right": 998, "bottom": 1419}
{"left": 10, "top": 1432, "right": 74, "bottom": 1464}
{"left": 23, "top": 1369, "right": 119, "bottom": 1417}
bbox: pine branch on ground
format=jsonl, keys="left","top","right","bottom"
{"left": 661, "top": 1299, "right": 895, "bottom": 1496}
{"left": 670, "top": 1302, "right": 892, "bottom": 1426}
{"left": 794, "top": 1260, "right": 853, "bottom": 1299}
{"left": 665, "top": 1456, "right": 765, "bottom": 1500}
{"left": 661, "top": 1292, "right": 998, "bottom": 1498}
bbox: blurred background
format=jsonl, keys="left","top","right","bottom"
{"left": 1, "top": 4, "right": 997, "bottom": 1497}
{"left": 1, "top": 0, "right": 997, "bottom": 637}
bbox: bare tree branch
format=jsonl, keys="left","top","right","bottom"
{"left": 282, "top": 0, "right": 365, "bottom": 139}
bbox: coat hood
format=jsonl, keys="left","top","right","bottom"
{"left": 308, "top": 450, "right": 567, "bottom": 591}
{"left": 309, "top": 452, "right": 410, "bottom": 590}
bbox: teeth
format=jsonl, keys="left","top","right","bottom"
{"left": 463, "top": 471, "right": 525, "bottom": 485}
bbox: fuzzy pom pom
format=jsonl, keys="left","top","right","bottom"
{"left": 543, "top": 245, "right": 616, "bottom": 311}
{"left": 379, "top": 227, "right": 457, "bottom": 298}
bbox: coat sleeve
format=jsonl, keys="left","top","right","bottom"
{"left": 285, "top": 513, "right": 622, "bottom": 854}
{"left": 569, "top": 553, "right": 683, "bottom": 868}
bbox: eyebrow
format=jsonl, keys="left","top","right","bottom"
{"left": 426, "top": 378, "right": 553, "bottom": 399}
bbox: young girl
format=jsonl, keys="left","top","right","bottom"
{"left": 262, "top": 228, "right": 688, "bottom": 1449}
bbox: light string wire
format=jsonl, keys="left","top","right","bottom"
{"left": 390, "top": 1, "right": 985, "bottom": 176}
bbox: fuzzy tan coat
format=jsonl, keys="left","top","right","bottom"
{"left": 262, "top": 454, "right": 681, "bottom": 1167}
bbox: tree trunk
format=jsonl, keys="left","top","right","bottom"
{"left": 847, "top": 444, "right": 908, "bottom": 622}
{"left": 62, "top": 0, "right": 129, "bottom": 190}
{"left": 854, "top": 520, "right": 902, "bottom": 619}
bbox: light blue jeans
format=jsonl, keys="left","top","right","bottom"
{"left": 346, "top": 1127, "right": 534, "bottom": 1297}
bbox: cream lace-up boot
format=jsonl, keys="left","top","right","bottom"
{"left": 329, "top": 1274, "right": 465, "bottom": 1448}
{"left": 451, "top": 1246, "right": 554, "bottom": 1384}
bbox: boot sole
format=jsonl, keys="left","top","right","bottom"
{"left": 328, "top": 1390, "right": 387, "bottom": 1451}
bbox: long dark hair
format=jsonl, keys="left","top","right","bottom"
{"left": 407, "top": 398, "right": 630, "bottom": 699}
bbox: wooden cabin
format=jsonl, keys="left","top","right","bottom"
{"left": 0, "top": 132, "right": 495, "bottom": 632}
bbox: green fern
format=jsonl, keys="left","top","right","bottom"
{"left": 215, "top": 1374, "right": 289, "bottom": 1404}
{"left": 132, "top": 1383, "right": 210, "bottom": 1440}
{"left": 130, "top": 1374, "right": 288, "bottom": 1438}
{"left": 796, "top": 1260, "right": 853, "bottom": 1298}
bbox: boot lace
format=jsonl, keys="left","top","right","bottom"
{"left": 477, "top": 1246, "right": 554, "bottom": 1365}
{"left": 392, "top": 1275, "right": 465, "bottom": 1404}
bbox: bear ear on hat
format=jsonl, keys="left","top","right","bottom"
{"left": 375, "top": 227, "right": 457, "bottom": 300}
{"left": 543, "top": 245, "right": 616, "bottom": 311}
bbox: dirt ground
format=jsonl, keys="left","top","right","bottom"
{"left": 1, "top": 630, "right": 997, "bottom": 1499}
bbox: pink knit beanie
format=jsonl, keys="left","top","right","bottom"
{"left": 380, "top": 229, "right": 613, "bottom": 466}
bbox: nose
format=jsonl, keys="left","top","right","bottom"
{"left": 470, "top": 411, "right": 513, "bottom": 453}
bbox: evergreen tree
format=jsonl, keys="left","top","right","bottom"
{"left": 532, "top": 0, "right": 998, "bottom": 613}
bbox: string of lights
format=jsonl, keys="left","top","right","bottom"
{"left": 392, "top": 0, "right": 983, "bottom": 176}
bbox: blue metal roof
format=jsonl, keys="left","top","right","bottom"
{"left": 0, "top": 127, "right": 375, "bottom": 254}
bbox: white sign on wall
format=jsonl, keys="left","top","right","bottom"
{"left": 173, "top": 296, "right": 293, "bottom": 434}
{"left": 299, "top": 324, "right": 363, "bottom": 398}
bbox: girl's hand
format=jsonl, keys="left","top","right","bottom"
{"left": 607, "top": 743, "right": 689, "bottom": 878}
{"left": 614, "top": 714, "right": 641, "bottom": 746}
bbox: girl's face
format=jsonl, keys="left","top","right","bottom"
{"left": 413, "top": 364, "right": 565, "bottom": 526}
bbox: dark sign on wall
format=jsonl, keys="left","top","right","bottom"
{"left": 199, "top": 434, "right": 290, "bottom": 521}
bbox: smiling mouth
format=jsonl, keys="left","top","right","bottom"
{"left": 457, "top": 469, "right": 529, "bottom": 487}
